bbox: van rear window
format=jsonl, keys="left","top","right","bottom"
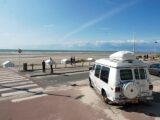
{"left": 134, "top": 69, "right": 139, "bottom": 79}
{"left": 134, "top": 68, "right": 147, "bottom": 80}
{"left": 120, "top": 69, "right": 133, "bottom": 80}
{"left": 139, "top": 69, "right": 146, "bottom": 79}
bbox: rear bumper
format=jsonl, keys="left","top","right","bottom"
{"left": 113, "top": 96, "right": 153, "bottom": 104}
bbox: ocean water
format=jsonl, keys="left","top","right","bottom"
{"left": 0, "top": 49, "right": 115, "bottom": 55}
{"left": 0, "top": 49, "right": 155, "bottom": 55}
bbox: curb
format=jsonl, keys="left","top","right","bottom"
{"left": 28, "top": 69, "right": 89, "bottom": 77}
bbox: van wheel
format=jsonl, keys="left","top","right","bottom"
{"left": 89, "top": 78, "right": 93, "bottom": 88}
{"left": 158, "top": 72, "right": 160, "bottom": 77}
{"left": 102, "top": 90, "right": 108, "bottom": 103}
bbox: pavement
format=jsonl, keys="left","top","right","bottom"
{"left": 0, "top": 86, "right": 111, "bottom": 120}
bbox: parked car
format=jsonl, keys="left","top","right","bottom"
{"left": 89, "top": 51, "right": 153, "bottom": 104}
{"left": 149, "top": 63, "right": 160, "bottom": 76}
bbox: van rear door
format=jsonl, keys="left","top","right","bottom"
{"left": 134, "top": 68, "right": 149, "bottom": 93}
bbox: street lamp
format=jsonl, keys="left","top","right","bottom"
{"left": 18, "top": 48, "right": 22, "bottom": 71}
{"left": 154, "top": 41, "right": 158, "bottom": 55}
{"left": 132, "top": 32, "right": 135, "bottom": 53}
{"left": 154, "top": 41, "right": 158, "bottom": 58}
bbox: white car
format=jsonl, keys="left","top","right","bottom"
{"left": 89, "top": 51, "right": 153, "bottom": 104}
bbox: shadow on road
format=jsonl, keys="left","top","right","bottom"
{"left": 119, "top": 91, "right": 160, "bottom": 117}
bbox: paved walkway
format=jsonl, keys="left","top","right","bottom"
{"left": 0, "top": 68, "right": 46, "bottom": 102}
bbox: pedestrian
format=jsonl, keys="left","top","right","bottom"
{"left": 42, "top": 60, "right": 46, "bottom": 72}
{"left": 73, "top": 56, "right": 76, "bottom": 67}
{"left": 50, "top": 57, "right": 53, "bottom": 73}
{"left": 70, "top": 56, "right": 73, "bottom": 65}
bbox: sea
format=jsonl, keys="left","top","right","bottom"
{"left": 0, "top": 49, "right": 154, "bottom": 55}
{"left": 0, "top": 49, "right": 115, "bottom": 55}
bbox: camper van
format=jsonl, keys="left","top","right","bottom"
{"left": 89, "top": 51, "right": 153, "bottom": 104}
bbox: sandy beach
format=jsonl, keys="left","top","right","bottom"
{"left": 0, "top": 52, "right": 112, "bottom": 67}
{"left": 0, "top": 51, "right": 155, "bottom": 69}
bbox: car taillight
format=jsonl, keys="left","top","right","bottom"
{"left": 115, "top": 87, "right": 121, "bottom": 92}
{"left": 149, "top": 85, "right": 153, "bottom": 90}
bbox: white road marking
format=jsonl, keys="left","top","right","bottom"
{"left": 1, "top": 87, "right": 44, "bottom": 97}
{"left": 14, "top": 84, "right": 38, "bottom": 89}
{"left": 0, "top": 72, "right": 17, "bottom": 74}
{"left": 0, "top": 69, "right": 44, "bottom": 101}
{"left": 28, "top": 87, "right": 44, "bottom": 92}
{"left": 0, "top": 77, "right": 26, "bottom": 79}
{"left": 11, "top": 94, "right": 47, "bottom": 102}
{"left": 2, "top": 81, "right": 33, "bottom": 86}
{"left": 0, "top": 78, "right": 28, "bottom": 82}
{"left": 0, "top": 88, "right": 12, "bottom": 92}
{"left": 0, "top": 79, "right": 29, "bottom": 84}
{"left": 2, "top": 91, "right": 27, "bottom": 97}
{"left": 0, "top": 84, "right": 38, "bottom": 92}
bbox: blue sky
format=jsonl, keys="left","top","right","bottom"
{"left": 0, "top": 0, "right": 160, "bottom": 52}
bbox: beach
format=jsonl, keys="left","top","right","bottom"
{"left": 0, "top": 51, "right": 112, "bottom": 67}
{"left": 0, "top": 50, "right": 149, "bottom": 65}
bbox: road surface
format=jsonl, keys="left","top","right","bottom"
{"left": 31, "top": 72, "right": 89, "bottom": 88}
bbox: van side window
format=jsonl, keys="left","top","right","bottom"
{"left": 120, "top": 69, "right": 133, "bottom": 80}
{"left": 95, "top": 65, "right": 101, "bottom": 78}
{"left": 100, "top": 66, "right": 110, "bottom": 83}
{"left": 139, "top": 69, "right": 146, "bottom": 79}
{"left": 92, "top": 64, "right": 95, "bottom": 70}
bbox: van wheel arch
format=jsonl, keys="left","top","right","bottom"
{"left": 101, "top": 89, "right": 108, "bottom": 103}
{"left": 89, "top": 77, "right": 93, "bottom": 88}
{"left": 158, "top": 72, "right": 160, "bottom": 77}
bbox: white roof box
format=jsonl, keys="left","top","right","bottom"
{"left": 109, "top": 51, "right": 136, "bottom": 61}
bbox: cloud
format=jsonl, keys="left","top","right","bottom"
{"left": 49, "top": 39, "right": 150, "bottom": 48}
{"left": 93, "top": 39, "right": 150, "bottom": 46}
{"left": 63, "top": 1, "right": 138, "bottom": 39}
{"left": 23, "top": 39, "right": 156, "bottom": 52}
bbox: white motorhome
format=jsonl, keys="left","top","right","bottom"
{"left": 89, "top": 51, "right": 153, "bottom": 104}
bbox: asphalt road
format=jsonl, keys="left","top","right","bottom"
{"left": 32, "top": 72, "right": 89, "bottom": 88}
{"left": 32, "top": 70, "right": 160, "bottom": 89}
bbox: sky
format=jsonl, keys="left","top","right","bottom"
{"left": 0, "top": 0, "right": 160, "bottom": 52}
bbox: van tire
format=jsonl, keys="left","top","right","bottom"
{"left": 102, "top": 90, "right": 108, "bottom": 103}
{"left": 158, "top": 72, "right": 160, "bottom": 77}
{"left": 89, "top": 78, "right": 93, "bottom": 88}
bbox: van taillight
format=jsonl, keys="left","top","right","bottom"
{"left": 115, "top": 87, "right": 121, "bottom": 92}
{"left": 149, "top": 85, "right": 153, "bottom": 90}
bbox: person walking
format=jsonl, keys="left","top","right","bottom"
{"left": 42, "top": 60, "right": 46, "bottom": 72}
{"left": 50, "top": 57, "right": 53, "bottom": 73}
{"left": 73, "top": 56, "right": 76, "bottom": 67}
{"left": 70, "top": 56, "right": 73, "bottom": 65}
